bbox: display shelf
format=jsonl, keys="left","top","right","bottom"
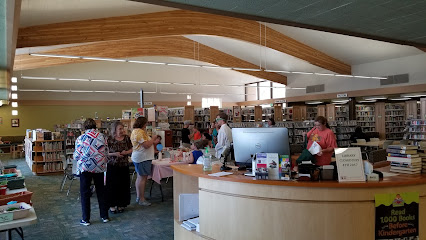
{"left": 385, "top": 103, "right": 405, "bottom": 140}
{"left": 306, "top": 107, "right": 318, "bottom": 121}
{"left": 404, "top": 119, "right": 426, "bottom": 146}
{"left": 25, "top": 138, "right": 65, "bottom": 175}
{"left": 356, "top": 104, "right": 376, "bottom": 133}
{"left": 335, "top": 105, "right": 349, "bottom": 122}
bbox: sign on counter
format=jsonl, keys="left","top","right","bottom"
{"left": 335, "top": 147, "right": 365, "bottom": 182}
{"left": 375, "top": 192, "right": 419, "bottom": 240}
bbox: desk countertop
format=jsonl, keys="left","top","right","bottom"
{"left": 171, "top": 164, "right": 426, "bottom": 188}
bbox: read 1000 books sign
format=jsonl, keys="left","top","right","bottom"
{"left": 375, "top": 192, "right": 419, "bottom": 240}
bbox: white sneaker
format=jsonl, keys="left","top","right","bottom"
{"left": 138, "top": 199, "right": 151, "bottom": 206}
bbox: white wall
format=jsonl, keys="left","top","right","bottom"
{"left": 286, "top": 53, "right": 426, "bottom": 97}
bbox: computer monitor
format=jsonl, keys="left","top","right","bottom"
{"left": 232, "top": 128, "right": 291, "bottom": 166}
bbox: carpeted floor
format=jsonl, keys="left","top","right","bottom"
{"left": 0, "top": 156, "right": 174, "bottom": 240}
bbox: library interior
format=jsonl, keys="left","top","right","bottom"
{"left": 0, "top": 0, "right": 426, "bottom": 239}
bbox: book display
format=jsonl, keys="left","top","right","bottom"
{"left": 385, "top": 103, "right": 405, "bottom": 140}
{"left": 168, "top": 108, "right": 184, "bottom": 148}
{"left": 25, "top": 138, "right": 65, "bottom": 175}
{"left": 356, "top": 104, "right": 376, "bottom": 133}
{"left": 404, "top": 119, "right": 426, "bottom": 147}
{"left": 283, "top": 107, "right": 293, "bottom": 121}
{"left": 335, "top": 120, "right": 357, "bottom": 147}
{"left": 335, "top": 104, "right": 350, "bottom": 122}
{"left": 306, "top": 106, "right": 318, "bottom": 121}
{"left": 387, "top": 145, "right": 421, "bottom": 174}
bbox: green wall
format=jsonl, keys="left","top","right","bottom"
{"left": 0, "top": 105, "right": 135, "bottom": 136}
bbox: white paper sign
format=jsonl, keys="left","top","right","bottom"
{"left": 337, "top": 93, "right": 348, "bottom": 98}
{"left": 335, "top": 147, "right": 365, "bottom": 182}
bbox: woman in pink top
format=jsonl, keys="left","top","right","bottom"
{"left": 306, "top": 116, "right": 337, "bottom": 166}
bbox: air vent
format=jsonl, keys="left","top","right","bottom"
{"left": 380, "top": 74, "right": 409, "bottom": 85}
{"left": 306, "top": 84, "right": 324, "bottom": 93}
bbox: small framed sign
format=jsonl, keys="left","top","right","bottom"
{"left": 335, "top": 147, "right": 365, "bottom": 182}
{"left": 11, "top": 119, "right": 19, "bottom": 128}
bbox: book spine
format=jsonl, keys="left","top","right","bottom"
{"left": 387, "top": 153, "right": 415, "bottom": 158}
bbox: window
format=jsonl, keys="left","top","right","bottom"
{"left": 272, "top": 82, "right": 286, "bottom": 99}
{"left": 245, "top": 83, "right": 258, "bottom": 101}
{"left": 202, "top": 98, "right": 222, "bottom": 108}
{"left": 259, "top": 81, "right": 271, "bottom": 100}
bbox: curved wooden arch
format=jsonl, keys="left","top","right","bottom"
{"left": 14, "top": 36, "right": 287, "bottom": 84}
{"left": 17, "top": 10, "right": 350, "bottom": 75}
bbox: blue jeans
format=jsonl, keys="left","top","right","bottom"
{"left": 80, "top": 172, "right": 108, "bottom": 221}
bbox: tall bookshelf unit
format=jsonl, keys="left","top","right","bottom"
{"left": 404, "top": 119, "right": 426, "bottom": 147}
{"left": 25, "top": 138, "right": 65, "bottom": 175}
{"left": 168, "top": 108, "right": 184, "bottom": 148}
{"left": 356, "top": 104, "right": 376, "bottom": 133}
{"left": 335, "top": 105, "right": 350, "bottom": 122}
{"left": 306, "top": 107, "right": 318, "bottom": 121}
{"left": 385, "top": 103, "right": 405, "bottom": 140}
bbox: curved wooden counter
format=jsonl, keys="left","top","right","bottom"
{"left": 172, "top": 164, "right": 426, "bottom": 240}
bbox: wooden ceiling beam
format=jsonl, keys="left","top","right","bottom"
{"left": 17, "top": 10, "right": 351, "bottom": 75}
{"left": 14, "top": 36, "right": 287, "bottom": 84}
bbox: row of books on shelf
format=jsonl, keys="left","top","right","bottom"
{"left": 41, "top": 152, "right": 63, "bottom": 161}
{"left": 409, "top": 120, "right": 426, "bottom": 125}
{"left": 41, "top": 161, "right": 64, "bottom": 172}
{"left": 386, "top": 145, "right": 423, "bottom": 174}
{"left": 385, "top": 104, "right": 404, "bottom": 110}
{"left": 41, "top": 142, "right": 63, "bottom": 151}
{"left": 385, "top": 116, "right": 404, "bottom": 121}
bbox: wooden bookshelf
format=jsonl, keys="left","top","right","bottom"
{"left": 356, "top": 104, "right": 376, "bottom": 133}
{"left": 25, "top": 138, "right": 64, "bottom": 175}
{"left": 404, "top": 119, "right": 426, "bottom": 147}
{"left": 385, "top": 103, "right": 405, "bottom": 140}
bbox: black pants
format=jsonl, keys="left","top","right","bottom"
{"left": 106, "top": 164, "right": 131, "bottom": 208}
{"left": 80, "top": 172, "right": 108, "bottom": 221}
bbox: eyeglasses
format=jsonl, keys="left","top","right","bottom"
{"left": 216, "top": 118, "right": 224, "bottom": 122}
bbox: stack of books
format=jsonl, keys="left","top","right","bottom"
{"left": 180, "top": 217, "right": 199, "bottom": 232}
{"left": 420, "top": 152, "right": 426, "bottom": 173}
{"left": 387, "top": 145, "right": 421, "bottom": 174}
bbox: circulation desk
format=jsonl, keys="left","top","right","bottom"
{"left": 171, "top": 164, "right": 426, "bottom": 240}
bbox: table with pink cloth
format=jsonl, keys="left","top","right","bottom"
{"left": 149, "top": 158, "right": 188, "bottom": 184}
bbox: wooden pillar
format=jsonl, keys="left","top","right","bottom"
{"left": 375, "top": 102, "right": 386, "bottom": 139}
{"left": 274, "top": 105, "right": 283, "bottom": 122}
{"left": 421, "top": 98, "right": 426, "bottom": 120}
{"left": 210, "top": 106, "right": 219, "bottom": 122}
{"left": 184, "top": 105, "right": 194, "bottom": 123}
{"left": 326, "top": 104, "right": 336, "bottom": 122}
{"left": 318, "top": 105, "right": 326, "bottom": 118}
{"left": 348, "top": 98, "right": 356, "bottom": 120}
{"left": 254, "top": 106, "right": 262, "bottom": 122}
{"left": 405, "top": 100, "right": 418, "bottom": 119}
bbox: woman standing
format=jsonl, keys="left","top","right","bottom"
{"left": 306, "top": 116, "right": 337, "bottom": 166}
{"left": 131, "top": 117, "right": 160, "bottom": 206}
{"left": 106, "top": 121, "right": 133, "bottom": 214}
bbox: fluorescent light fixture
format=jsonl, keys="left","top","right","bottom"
{"left": 292, "top": 71, "right": 313, "bottom": 75}
{"left": 167, "top": 63, "right": 201, "bottom": 68}
{"left": 11, "top": 77, "right": 17, "bottom": 83}
{"left": 94, "top": 91, "right": 115, "bottom": 93}
{"left": 30, "top": 53, "right": 81, "bottom": 59}
{"left": 365, "top": 96, "right": 387, "bottom": 100}
{"left": 264, "top": 69, "right": 291, "bottom": 73}
{"left": 45, "top": 90, "right": 70, "bottom": 92}
{"left": 187, "top": 101, "right": 191, "bottom": 105}
{"left": 335, "top": 74, "right": 353, "bottom": 78}
{"left": 58, "top": 78, "right": 89, "bottom": 82}
{"left": 144, "top": 91, "right": 157, "bottom": 94}
{"left": 127, "top": 60, "right": 166, "bottom": 65}
{"left": 11, "top": 93, "right": 18, "bottom": 99}
{"left": 358, "top": 100, "right": 377, "bottom": 103}
{"left": 116, "top": 91, "right": 138, "bottom": 94}
{"left": 232, "top": 67, "right": 262, "bottom": 71}
{"left": 201, "top": 84, "right": 220, "bottom": 87}
{"left": 314, "top": 73, "right": 335, "bottom": 76}
{"left": 287, "top": 87, "right": 306, "bottom": 90}
{"left": 389, "top": 97, "right": 411, "bottom": 101}
{"left": 306, "top": 101, "right": 323, "bottom": 104}
{"left": 354, "top": 76, "right": 371, "bottom": 79}
{"left": 371, "top": 76, "right": 387, "bottom": 80}
{"left": 11, "top": 102, "right": 18, "bottom": 107}
{"left": 21, "top": 76, "right": 57, "bottom": 80}
{"left": 91, "top": 79, "right": 120, "bottom": 83}
{"left": 332, "top": 99, "right": 349, "bottom": 103}
{"left": 82, "top": 56, "right": 126, "bottom": 62}
{"left": 70, "top": 90, "right": 94, "bottom": 93}
{"left": 148, "top": 81, "right": 171, "bottom": 85}
{"left": 401, "top": 92, "right": 426, "bottom": 97}
{"left": 205, "top": 93, "right": 225, "bottom": 96}
{"left": 160, "top": 92, "right": 177, "bottom": 94}
{"left": 11, "top": 85, "right": 18, "bottom": 91}
{"left": 187, "top": 95, "right": 191, "bottom": 100}
{"left": 227, "top": 84, "right": 244, "bottom": 87}
{"left": 173, "top": 83, "right": 195, "bottom": 86}
{"left": 12, "top": 110, "right": 18, "bottom": 116}
{"left": 18, "top": 89, "right": 44, "bottom": 92}
{"left": 121, "top": 81, "right": 146, "bottom": 84}
{"left": 201, "top": 65, "right": 232, "bottom": 70}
